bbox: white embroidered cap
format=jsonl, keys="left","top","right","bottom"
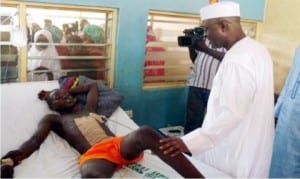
{"left": 200, "top": 1, "right": 240, "bottom": 20}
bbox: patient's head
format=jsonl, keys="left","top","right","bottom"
{"left": 38, "top": 89, "right": 77, "bottom": 112}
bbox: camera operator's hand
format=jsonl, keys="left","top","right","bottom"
{"left": 194, "top": 40, "right": 225, "bottom": 61}
{"left": 183, "top": 29, "right": 194, "bottom": 37}
{"left": 194, "top": 40, "right": 209, "bottom": 52}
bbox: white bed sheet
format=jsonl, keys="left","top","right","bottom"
{"left": 1, "top": 81, "right": 229, "bottom": 178}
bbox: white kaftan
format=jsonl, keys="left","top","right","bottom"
{"left": 182, "top": 37, "right": 275, "bottom": 177}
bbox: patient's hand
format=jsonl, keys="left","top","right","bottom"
{"left": 1, "top": 150, "right": 23, "bottom": 166}
{"left": 1, "top": 150, "right": 24, "bottom": 178}
{"left": 1, "top": 158, "right": 14, "bottom": 178}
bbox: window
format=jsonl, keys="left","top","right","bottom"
{"left": 144, "top": 11, "right": 259, "bottom": 89}
{"left": 144, "top": 11, "right": 200, "bottom": 89}
{"left": 0, "top": 5, "right": 19, "bottom": 83}
{"left": 0, "top": 1, "right": 117, "bottom": 87}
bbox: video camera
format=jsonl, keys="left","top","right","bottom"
{"left": 177, "top": 27, "right": 205, "bottom": 48}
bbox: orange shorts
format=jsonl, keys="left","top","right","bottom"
{"left": 79, "top": 136, "right": 144, "bottom": 168}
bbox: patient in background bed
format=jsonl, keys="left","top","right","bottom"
{"left": 1, "top": 82, "right": 203, "bottom": 178}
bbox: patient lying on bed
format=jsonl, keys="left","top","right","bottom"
{"left": 1, "top": 82, "right": 203, "bottom": 178}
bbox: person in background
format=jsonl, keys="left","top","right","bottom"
{"left": 80, "top": 19, "right": 90, "bottom": 32}
{"left": 44, "top": 19, "right": 52, "bottom": 29}
{"left": 269, "top": 46, "right": 300, "bottom": 178}
{"left": 184, "top": 35, "right": 226, "bottom": 134}
{"left": 63, "top": 27, "right": 75, "bottom": 42}
{"left": 81, "top": 24, "right": 106, "bottom": 80}
{"left": 82, "top": 24, "right": 104, "bottom": 44}
{"left": 1, "top": 82, "right": 203, "bottom": 178}
{"left": 30, "top": 23, "right": 41, "bottom": 43}
{"left": 159, "top": 1, "right": 275, "bottom": 177}
{"left": 28, "top": 29, "right": 61, "bottom": 81}
{"left": 61, "top": 24, "right": 71, "bottom": 43}
{"left": 46, "top": 25, "right": 63, "bottom": 44}
{"left": 61, "top": 35, "right": 99, "bottom": 79}
{"left": 46, "top": 24, "right": 70, "bottom": 63}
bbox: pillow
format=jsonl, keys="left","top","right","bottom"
{"left": 58, "top": 75, "right": 124, "bottom": 118}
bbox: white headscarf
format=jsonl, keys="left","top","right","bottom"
{"left": 28, "top": 29, "right": 61, "bottom": 81}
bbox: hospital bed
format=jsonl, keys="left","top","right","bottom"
{"left": 1, "top": 81, "right": 229, "bottom": 178}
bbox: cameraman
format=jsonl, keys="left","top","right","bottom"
{"left": 184, "top": 31, "right": 226, "bottom": 134}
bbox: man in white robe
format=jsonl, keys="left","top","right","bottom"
{"left": 159, "top": 1, "right": 274, "bottom": 178}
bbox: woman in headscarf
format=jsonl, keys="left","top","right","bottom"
{"left": 81, "top": 25, "right": 106, "bottom": 80}
{"left": 61, "top": 35, "right": 98, "bottom": 79}
{"left": 82, "top": 24, "right": 104, "bottom": 44}
{"left": 46, "top": 25, "right": 63, "bottom": 43}
{"left": 80, "top": 19, "right": 89, "bottom": 31}
{"left": 46, "top": 25, "right": 70, "bottom": 56}
{"left": 28, "top": 29, "right": 62, "bottom": 81}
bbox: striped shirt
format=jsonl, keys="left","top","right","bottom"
{"left": 188, "top": 40, "right": 226, "bottom": 89}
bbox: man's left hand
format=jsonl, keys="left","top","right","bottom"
{"left": 159, "top": 136, "right": 190, "bottom": 157}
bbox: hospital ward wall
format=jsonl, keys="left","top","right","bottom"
{"left": 259, "top": 0, "right": 300, "bottom": 94}
{"left": 24, "top": 0, "right": 266, "bottom": 129}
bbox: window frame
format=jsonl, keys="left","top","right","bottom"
{"left": 1, "top": 0, "right": 118, "bottom": 88}
{"left": 144, "top": 11, "right": 201, "bottom": 89}
{"left": 143, "top": 10, "right": 260, "bottom": 90}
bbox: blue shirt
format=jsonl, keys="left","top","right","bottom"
{"left": 270, "top": 45, "right": 300, "bottom": 178}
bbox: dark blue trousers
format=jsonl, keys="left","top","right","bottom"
{"left": 184, "top": 86, "right": 210, "bottom": 134}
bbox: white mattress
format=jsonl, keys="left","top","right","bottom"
{"left": 1, "top": 81, "right": 229, "bottom": 178}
